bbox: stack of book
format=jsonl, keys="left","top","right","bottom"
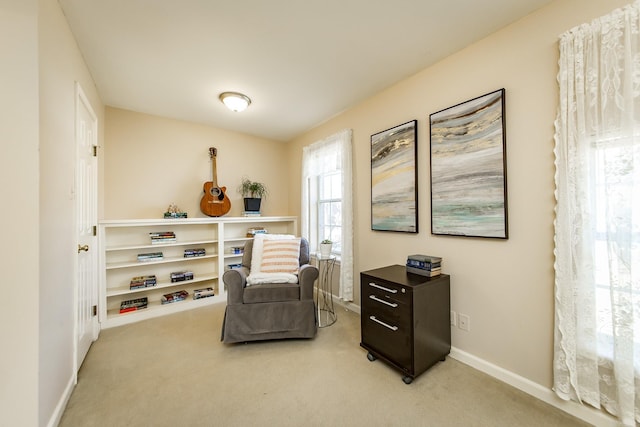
{"left": 149, "top": 231, "right": 176, "bottom": 244}
{"left": 226, "top": 263, "right": 243, "bottom": 271}
{"left": 406, "top": 254, "right": 442, "bottom": 277}
{"left": 184, "top": 248, "right": 205, "bottom": 258}
{"left": 246, "top": 227, "right": 267, "bottom": 238}
{"left": 242, "top": 211, "right": 261, "bottom": 217}
{"left": 137, "top": 252, "right": 163, "bottom": 262}
{"left": 129, "top": 275, "right": 157, "bottom": 290}
{"left": 170, "top": 270, "right": 194, "bottom": 282}
{"left": 161, "top": 290, "right": 189, "bottom": 304}
{"left": 193, "top": 287, "right": 215, "bottom": 300}
{"left": 119, "top": 297, "right": 148, "bottom": 313}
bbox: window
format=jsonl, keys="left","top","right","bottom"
{"left": 302, "top": 129, "right": 353, "bottom": 301}
{"left": 318, "top": 171, "right": 342, "bottom": 254}
{"left": 591, "top": 134, "right": 640, "bottom": 363}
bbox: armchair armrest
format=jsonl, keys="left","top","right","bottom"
{"left": 299, "top": 264, "right": 319, "bottom": 301}
{"left": 223, "top": 267, "right": 249, "bottom": 305}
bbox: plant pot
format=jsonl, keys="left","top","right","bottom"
{"left": 319, "top": 243, "right": 332, "bottom": 258}
{"left": 244, "top": 197, "right": 262, "bottom": 212}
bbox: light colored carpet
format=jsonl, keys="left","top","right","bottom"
{"left": 59, "top": 303, "right": 590, "bottom": 427}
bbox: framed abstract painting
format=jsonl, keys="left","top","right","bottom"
{"left": 371, "top": 120, "right": 418, "bottom": 233}
{"left": 429, "top": 89, "right": 508, "bottom": 239}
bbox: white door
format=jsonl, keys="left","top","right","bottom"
{"left": 75, "top": 82, "right": 99, "bottom": 371}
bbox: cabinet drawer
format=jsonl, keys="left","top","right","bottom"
{"left": 362, "top": 275, "right": 410, "bottom": 304}
{"left": 362, "top": 312, "right": 411, "bottom": 370}
{"left": 363, "top": 294, "right": 410, "bottom": 327}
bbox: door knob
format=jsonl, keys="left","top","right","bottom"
{"left": 78, "top": 244, "right": 89, "bottom": 253}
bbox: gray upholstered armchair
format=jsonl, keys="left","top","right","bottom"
{"left": 220, "top": 237, "right": 319, "bottom": 343}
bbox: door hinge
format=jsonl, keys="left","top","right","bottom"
{"left": 93, "top": 225, "right": 97, "bottom": 236}
{"left": 92, "top": 145, "right": 97, "bottom": 157}
{"left": 92, "top": 305, "right": 97, "bottom": 316}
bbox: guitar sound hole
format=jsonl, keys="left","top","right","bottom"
{"left": 210, "top": 188, "right": 221, "bottom": 197}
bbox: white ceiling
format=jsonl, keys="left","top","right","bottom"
{"left": 59, "top": 0, "right": 552, "bottom": 142}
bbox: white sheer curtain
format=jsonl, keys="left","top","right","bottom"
{"left": 301, "top": 129, "right": 353, "bottom": 301}
{"left": 554, "top": 3, "right": 640, "bottom": 425}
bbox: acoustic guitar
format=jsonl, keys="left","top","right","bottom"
{"left": 200, "top": 147, "right": 231, "bottom": 217}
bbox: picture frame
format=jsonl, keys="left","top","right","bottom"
{"left": 429, "top": 89, "right": 508, "bottom": 239}
{"left": 371, "top": 120, "right": 418, "bottom": 233}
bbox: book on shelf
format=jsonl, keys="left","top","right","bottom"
{"left": 150, "top": 231, "right": 176, "bottom": 244}
{"left": 137, "top": 252, "right": 163, "bottom": 262}
{"left": 226, "top": 263, "right": 243, "bottom": 270}
{"left": 193, "top": 287, "right": 215, "bottom": 300}
{"left": 246, "top": 227, "right": 268, "bottom": 237}
{"left": 130, "top": 275, "right": 157, "bottom": 289}
{"left": 230, "top": 246, "right": 244, "bottom": 254}
{"left": 184, "top": 248, "right": 206, "bottom": 258}
{"left": 242, "top": 211, "right": 261, "bottom": 217}
{"left": 119, "top": 297, "right": 148, "bottom": 313}
{"left": 170, "top": 270, "right": 194, "bottom": 282}
{"left": 161, "top": 290, "right": 189, "bottom": 304}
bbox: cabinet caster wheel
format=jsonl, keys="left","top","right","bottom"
{"left": 367, "top": 352, "right": 377, "bottom": 362}
{"left": 402, "top": 376, "right": 413, "bottom": 384}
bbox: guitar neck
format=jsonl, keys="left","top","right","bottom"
{"left": 211, "top": 155, "right": 219, "bottom": 187}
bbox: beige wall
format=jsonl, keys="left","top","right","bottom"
{"left": 287, "top": 0, "right": 630, "bottom": 390}
{"left": 104, "top": 107, "right": 289, "bottom": 220}
{"left": 38, "top": 0, "right": 105, "bottom": 425}
{"left": 0, "top": 1, "right": 39, "bottom": 426}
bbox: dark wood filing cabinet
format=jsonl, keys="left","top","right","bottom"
{"left": 360, "top": 265, "right": 451, "bottom": 384}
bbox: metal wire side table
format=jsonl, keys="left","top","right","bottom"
{"left": 315, "top": 254, "right": 337, "bottom": 327}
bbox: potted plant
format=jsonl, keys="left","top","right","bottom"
{"left": 319, "top": 239, "right": 333, "bottom": 257}
{"left": 237, "top": 177, "right": 268, "bottom": 213}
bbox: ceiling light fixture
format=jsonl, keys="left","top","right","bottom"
{"left": 219, "top": 91, "right": 251, "bottom": 112}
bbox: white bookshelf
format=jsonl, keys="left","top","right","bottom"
{"left": 99, "top": 216, "right": 297, "bottom": 328}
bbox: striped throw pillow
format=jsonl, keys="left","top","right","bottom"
{"left": 259, "top": 238, "right": 301, "bottom": 274}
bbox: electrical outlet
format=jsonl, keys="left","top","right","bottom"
{"left": 450, "top": 311, "right": 457, "bottom": 327}
{"left": 459, "top": 313, "right": 470, "bottom": 331}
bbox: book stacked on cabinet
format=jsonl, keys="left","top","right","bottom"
{"left": 406, "top": 254, "right": 442, "bottom": 277}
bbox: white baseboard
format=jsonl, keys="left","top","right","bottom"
{"left": 449, "top": 347, "right": 618, "bottom": 427}
{"left": 46, "top": 374, "right": 75, "bottom": 427}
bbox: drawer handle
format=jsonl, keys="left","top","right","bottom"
{"left": 368, "top": 282, "right": 398, "bottom": 294}
{"left": 369, "top": 316, "right": 398, "bottom": 331}
{"left": 369, "top": 295, "right": 398, "bottom": 308}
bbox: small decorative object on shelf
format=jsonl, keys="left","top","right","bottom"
{"left": 161, "top": 290, "right": 189, "bottom": 304}
{"left": 238, "top": 177, "right": 268, "bottom": 214}
{"left": 406, "top": 254, "right": 442, "bottom": 277}
{"left": 138, "top": 252, "right": 163, "bottom": 262}
{"left": 170, "top": 271, "right": 194, "bottom": 283}
{"left": 319, "top": 239, "right": 332, "bottom": 258}
{"left": 230, "top": 246, "right": 243, "bottom": 254}
{"left": 164, "top": 203, "right": 187, "bottom": 218}
{"left": 193, "top": 287, "right": 215, "bottom": 300}
{"left": 120, "top": 297, "right": 148, "bottom": 314}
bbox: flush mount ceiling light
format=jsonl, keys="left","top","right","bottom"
{"left": 219, "top": 91, "right": 251, "bottom": 112}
